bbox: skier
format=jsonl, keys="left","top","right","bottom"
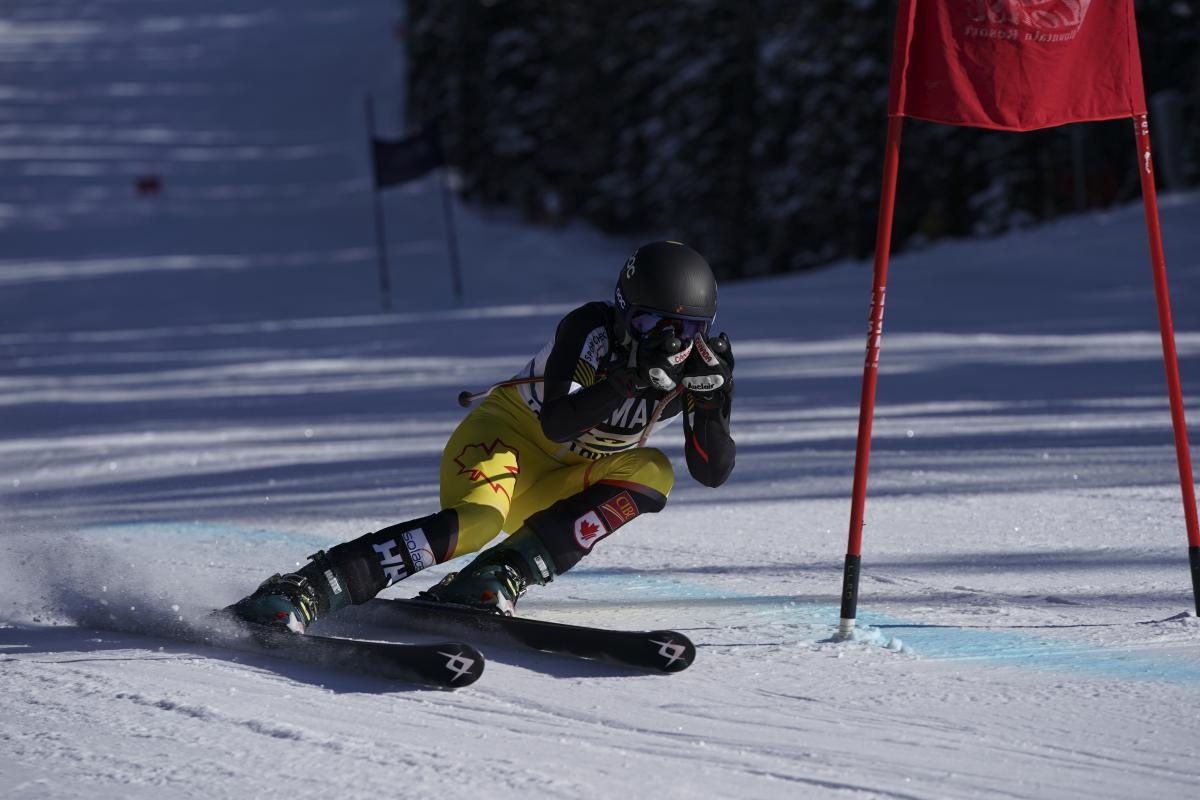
{"left": 231, "top": 241, "right": 736, "bottom": 631}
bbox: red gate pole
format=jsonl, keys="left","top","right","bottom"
{"left": 838, "top": 114, "right": 905, "bottom": 638}
{"left": 1133, "top": 114, "right": 1200, "bottom": 614}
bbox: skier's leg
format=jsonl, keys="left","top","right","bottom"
{"left": 511, "top": 446, "right": 675, "bottom": 573}
{"left": 426, "top": 447, "right": 675, "bottom": 612}
{"left": 225, "top": 510, "right": 454, "bottom": 632}
{"left": 229, "top": 407, "right": 521, "bottom": 630}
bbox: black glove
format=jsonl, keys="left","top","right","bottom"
{"left": 607, "top": 330, "right": 694, "bottom": 396}
{"left": 681, "top": 332, "right": 734, "bottom": 408}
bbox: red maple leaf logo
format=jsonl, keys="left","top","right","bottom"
{"left": 578, "top": 519, "right": 601, "bottom": 540}
{"left": 454, "top": 439, "right": 520, "bottom": 501}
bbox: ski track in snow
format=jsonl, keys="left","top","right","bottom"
{"left": 2, "top": 1, "right": 1200, "bottom": 798}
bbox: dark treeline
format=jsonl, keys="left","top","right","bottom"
{"left": 405, "top": 1, "right": 1199, "bottom": 279}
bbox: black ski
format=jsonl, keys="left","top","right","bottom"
{"left": 105, "top": 612, "right": 485, "bottom": 689}
{"left": 354, "top": 597, "right": 696, "bottom": 673}
{"left": 210, "top": 613, "right": 485, "bottom": 688}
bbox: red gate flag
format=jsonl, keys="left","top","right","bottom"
{"left": 890, "top": 0, "right": 1148, "bottom": 131}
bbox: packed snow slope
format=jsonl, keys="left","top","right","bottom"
{"left": 2, "top": 2, "right": 1200, "bottom": 799}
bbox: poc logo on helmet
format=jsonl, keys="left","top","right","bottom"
{"left": 623, "top": 254, "right": 636, "bottom": 279}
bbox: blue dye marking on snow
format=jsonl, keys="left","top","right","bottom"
{"left": 81, "top": 520, "right": 330, "bottom": 549}
{"left": 867, "top": 614, "right": 1200, "bottom": 685}
{"left": 573, "top": 566, "right": 1200, "bottom": 686}
{"left": 80, "top": 526, "right": 1200, "bottom": 684}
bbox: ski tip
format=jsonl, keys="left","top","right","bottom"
{"left": 647, "top": 631, "right": 696, "bottom": 673}
{"left": 433, "top": 642, "right": 486, "bottom": 688}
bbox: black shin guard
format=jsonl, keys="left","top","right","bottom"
{"left": 320, "top": 509, "right": 460, "bottom": 604}
{"left": 523, "top": 482, "right": 667, "bottom": 574}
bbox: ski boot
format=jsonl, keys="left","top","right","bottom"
{"left": 227, "top": 551, "right": 350, "bottom": 633}
{"left": 422, "top": 527, "right": 555, "bottom": 615}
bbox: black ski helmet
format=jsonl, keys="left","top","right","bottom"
{"left": 614, "top": 241, "right": 717, "bottom": 341}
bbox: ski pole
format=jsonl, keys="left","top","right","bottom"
{"left": 457, "top": 376, "right": 544, "bottom": 407}
{"left": 637, "top": 386, "right": 682, "bottom": 447}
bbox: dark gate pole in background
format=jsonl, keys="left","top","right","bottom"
{"left": 364, "top": 96, "right": 394, "bottom": 311}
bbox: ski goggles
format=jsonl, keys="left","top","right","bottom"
{"left": 628, "top": 308, "right": 711, "bottom": 341}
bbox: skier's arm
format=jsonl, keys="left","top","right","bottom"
{"left": 540, "top": 319, "right": 689, "bottom": 442}
{"left": 681, "top": 333, "right": 736, "bottom": 487}
{"left": 683, "top": 392, "right": 735, "bottom": 487}
{"left": 540, "top": 381, "right": 627, "bottom": 443}
{"left": 539, "top": 306, "right": 628, "bottom": 443}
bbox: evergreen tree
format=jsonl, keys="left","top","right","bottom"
{"left": 404, "top": 0, "right": 1198, "bottom": 278}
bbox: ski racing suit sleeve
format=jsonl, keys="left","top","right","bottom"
{"left": 539, "top": 304, "right": 628, "bottom": 444}
{"left": 682, "top": 389, "right": 736, "bottom": 487}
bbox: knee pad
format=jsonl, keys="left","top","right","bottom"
{"left": 524, "top": 479, "right": 668, "bottom": 574}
